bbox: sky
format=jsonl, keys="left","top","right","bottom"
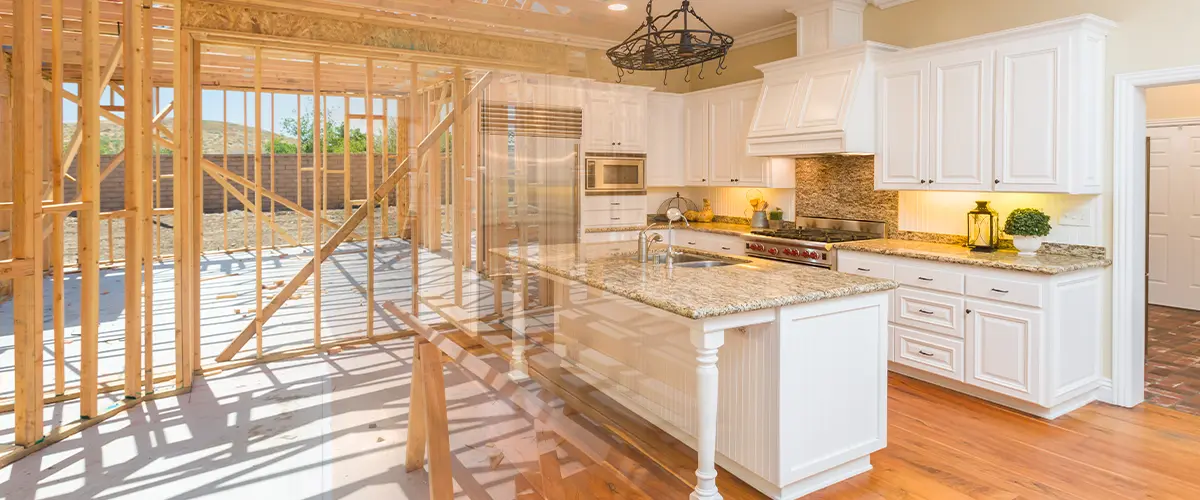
{"left": 61, "top": 83, "right": 399, "bottom": 136}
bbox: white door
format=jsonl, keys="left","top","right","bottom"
{"left": 585, "top": 90, "right": 615, "bottom": 152}
{"left": 683, "top": 96, "right": 710, "bottom": 185}
{"left": 965, "top": 300, "right": 1042, "bottom": 403}
{"left": 993, "top": 34, "right": 1070, "bottom": 192}
{"left": 1147, "top": 124, "right": 1200, "bottom": 310}
{"left": 708, "top": 97, "right": 737, "bottom": 186}
{"left": 928, "top": 48, "right": 994, "bottom": 191}
{"left": 733, "top": 85, "right": 768, "bottom": 186}
{"left": 614, "top": 91, "right": 648, "bottom": 153}
{"left": 875, "top": 59, "right": 928, "bottom": 190}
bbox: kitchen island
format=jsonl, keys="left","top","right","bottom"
{"left": 494, "top": 242, "right": 896, "bottom": 499}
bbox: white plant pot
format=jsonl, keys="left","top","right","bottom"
{"left": 1012, "top": 235, "right": 1043, "bottom": 256}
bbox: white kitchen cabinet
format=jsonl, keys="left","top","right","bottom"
{"left": 965, "top": 300, "right": 1041, "bottom": 402}
{"left": 874, "top": 15, "right": 1112, "bottom": 194}
{"left": 837, "top": 249, "right": 1104, "bottom": 419}
{"left": 682, "top": 81, "right": 789, "bottom": 188}
{"left": 585, "top": 83, "right": 650, "bottom": 154}
{"left": 646, "top": 93, "right": 686, "bottom": 187}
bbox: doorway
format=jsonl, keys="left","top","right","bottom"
{"left": 1143, "top": 92, "right": 1200, "bottom": 415}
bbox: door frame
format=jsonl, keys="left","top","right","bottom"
{"left": 1112, "top": 65, "right": 1200, "bottom": 407}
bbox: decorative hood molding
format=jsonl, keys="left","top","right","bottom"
{"left": 747, "top": 0, "right": 897, "bottom": 157}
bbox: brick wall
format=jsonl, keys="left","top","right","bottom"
{"left": 65, "top": 153, "right": 394, "bottom": 213}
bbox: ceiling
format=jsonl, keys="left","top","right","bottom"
{"left": 308, "top": 0, "right": 911, "bottom": 49}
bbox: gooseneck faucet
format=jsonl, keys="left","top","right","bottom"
{"left": 638, "top": 224, "right": 664, "bottom": 263}
{"left": 665, "top": 208, "right": 691, "bottom": 269}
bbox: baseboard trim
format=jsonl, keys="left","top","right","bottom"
{"left": 889, "top": 363, "right": 1102, "bottom": 419}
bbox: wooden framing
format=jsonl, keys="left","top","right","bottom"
{"left": 122, "top": 0, "right": 144, "bottom": 398}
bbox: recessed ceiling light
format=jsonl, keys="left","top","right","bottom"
{"left": 608, "top": 3, "right": 628, "bottom": 11}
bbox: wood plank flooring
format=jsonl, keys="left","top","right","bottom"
{"left": 1146, "top": 304, "right": 1200, "bottom": 414}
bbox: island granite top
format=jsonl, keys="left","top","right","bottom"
{"left": 493, "top": 242, "right": 896, "bottom": 320}
{"left": 834, "top": 239, "right": 1112, "bottom": 275}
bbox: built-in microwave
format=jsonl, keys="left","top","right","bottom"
{"left": 584, "top": 153, "right": 645, "bottom": 193}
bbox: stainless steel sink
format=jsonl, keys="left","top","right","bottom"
{"left": 675, "top": 260, "right": 738, "bottom": 268}
{"left": 642, "top": 253, "right": 743, "bottom": 268}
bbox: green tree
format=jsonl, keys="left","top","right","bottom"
{"left": 274, "top": 112, "right": 404, "bottom": 155}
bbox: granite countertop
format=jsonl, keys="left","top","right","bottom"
{"left": 834, "top": 239, "right": 1112, "bottom": 275}
{"left": 493, "top": 242, "right": 896, "bottom": 320}
{"left": 584, "top": 221, "right": 758, "bottom": 237}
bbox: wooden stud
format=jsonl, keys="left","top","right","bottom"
{"left": 13, "top": 0, "right": 46, "bottom": 446}
{"left": 410, "top": 63, "right": 421, "bottom": 317}
{"left": 404, "top": 339, "right": 428, "bottom": 472}
{"left": 123, "top": 0, "right": 145, "bottom": 398}
{"left": 452, "top": 67, "right": 464, "bottom": 306}
{"left": 296, "top": 93, "right": 303, "bottom": 245}
{"left": 270, "top": 92, "right": 277, "bottom": 249}
{"left": 243, "top": 91, "right": 250, "bottom": 250}
{"left": 0, "top": 53, "right": 12, "bottom": 302}
{"left": 191, "top": 35, "right": 204, "bottom": 373}
{"left": 381, "top": 96, "right": 390, "bottom": 239}
{"left": 171, "top": 0, "right": 194, "bottom": 390}
{"left": 255, "top": 48, "right": 265, "bottom": 358}
{"left": 50, "top": 0, "right": 66, "bottom": 397}
{"left": 141, "top": 0, "right": 156, "bottom": 395}
{"left": 313, "top": 54, "right": 323, "bottom": 348}
{"left": 419, "top": 341, "right": 454, "bottom": 500}
{"left": 366, "top": 58, "right": 376, "bottom": 338}
{"left": 222, "top": 90, "right": 229, "bottom": 252}
{"left": 343, "top": 95, "right": 351, "bottom": 219}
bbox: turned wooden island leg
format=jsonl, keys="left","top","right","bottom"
{"left": 690, "top": 329, "right": 726, "bottom": 500}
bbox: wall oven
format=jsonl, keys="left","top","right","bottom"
{"left": 585, "top": 153, "right": 645, "bottom": 193}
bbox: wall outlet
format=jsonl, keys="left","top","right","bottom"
{"left": 1059, "top": 207, "right": 1092, "bottom": 227}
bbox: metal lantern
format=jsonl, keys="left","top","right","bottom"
{"left": 967, "top": 201, "right": 999, "bottom": 252}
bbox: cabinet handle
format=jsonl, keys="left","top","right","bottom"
{"left": 702, "top": 178, "right": 706, "bottom": 182}
{"left": 611, "top": 202, "right": 621, "bottom": 206}
{"left": 611, "top": 217, "right": 621, "bottom": 220}
{"left": 994, "top": 179, "right": 1000, "bottom": 184}
{"left": 917, "top": 276, "right": 934, "bottom": 282}
{"left": 966, "top": 309, "right": 973, "bottom": 314}
{"left": 688, "top": 241, "right": 697, "bottom": 245}
{"left": 920, "top": 179, "right": 927, "bottom": 184}
{"left": 721, "top": 246, "right": 732, "bottom": 251}
{"left": 857, "top": 267, "right": 871, "bottom": 272}
{"left": 917, "top": 350, "right": 935, "bottom": 357}
{"left": 991, "top": 288, "right": 1010, "bottom": 294}
{"left": 917, "top": 309, "right": 935, "bottom": 315}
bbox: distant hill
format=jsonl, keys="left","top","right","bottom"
{"left": 62, "top": 119, "right": 295, "bottom": 155}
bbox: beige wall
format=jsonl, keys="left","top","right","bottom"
{"left": 688, "top": 35, "right": 796, "bottom": 92}
{"left": 1146, "top": 84, "right": 1200, "bottom": 121}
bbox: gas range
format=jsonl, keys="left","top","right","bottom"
{"left": 744, "top": 217, "right": 888, "bottom": 268}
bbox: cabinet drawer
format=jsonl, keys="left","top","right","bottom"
{"left": 694, "top": 233, "right": 745, "bottom": 255}
{"left": 837, "top": 253, "right": 895, "bottom": 280}
{"left": 966, "top": 275, "right": 1042, "bottom": 308}
{"left": 582, "top": 231, "right": 639, "bottom": 243}
{"left": 895, "top": 287, "right": 965, "bottom": 338}
{"left": 583, "top": 208, "right": 646, "bottom": 227}
{"left": 583, "top": 195, "right": 646, "bottom": 212}
{"left": 895, "top": 263, "right": 964, "bottom": 294}
{"left": 893, "top": 325, "right": 965, "bottom": 382}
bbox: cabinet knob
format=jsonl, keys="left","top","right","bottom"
{"left": 994, "top": 179, "right": 1000, "bottom": 184}
{"left": 928, "top": 179, "right": 934, "bottom": 184}
{"left": 920, "top": 180, "right": 927, "bottom": 184}
{"left": 966, "top": 309, "right": 973, "bottom": 314}
{"left": 702, "top": 178, "right": 706, "bottom": 182}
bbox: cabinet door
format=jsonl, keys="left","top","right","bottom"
{"left": 733, "top": 85, "right": 769, "bottom": 186}
{"left": 614, "top": 91, "right": 648, "bottom": 153}
{"left": 875, "top": 59, "right": 928, "bottom": 190}
{"left": 750, "top": 69, "right": 805, "bottom": 136}
{"left": 993, "top": 34, "right": 1070, "bottom": 192}
{"left": 708, "top": 97, "right": 737, "bottom": 186}
{"left": 585, "top": 90, "right": 616, "bottom": 152}
{"left": 646, "top": 93, "right": 685, "bottom": 187}
{"left": 929, "top": 48, "right": 994, "bottom": 191}
{"left": 965, "top": 300, "right": 1042, "bottom": 403}
{"left": 684, "top": 97, "right": 710, "bottom": 185}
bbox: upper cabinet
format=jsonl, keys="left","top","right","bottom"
{"left": 585, "top": 83, "right": 651, "bottom": 154}
{"left": 682, "top": 81, "right": 793, "bottom": 189}
{"left": 646, "top": 93, "right": 686, "bottom": 187}
{"left": 874, "top": 15, "right": 1114, "bottom": 194}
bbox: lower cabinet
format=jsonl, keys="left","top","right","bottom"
{"left": 838, "top": 250, "right": 1103, "bottom": 418}
{"left": 965, "top": 300, "right": 1041, "bottom": 402}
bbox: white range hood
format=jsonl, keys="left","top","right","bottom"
{"left": 746, "top": 0, "right": 897, "bottom": 157}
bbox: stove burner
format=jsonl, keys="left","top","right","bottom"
{"left": 751, "top": 228, "right": 878, "bottom": 244}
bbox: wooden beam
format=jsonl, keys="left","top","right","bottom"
{"left": 452, "top": 66, "right": 464, "bottom": 306}
{"left": 404, "top": 338, "right": 428, "bottom": 472}
{"left": 122, "top": 0, "right": 145, "bottom": 398}
{"left": 366, "top": 58, "right": 375, "bottom": 338}
{"left": 419, "top": 341, "right": 454, "bottom": 500}
{"left": 172, "top": 6, "right": 195, "bottom": 389}
{"left": 201, "top": 159, "right": 339, "bottom": 231}
{"left": 410, "top": 62, "right": 421, "bottom": 317}
{"left": 254, "top": 47, "right": 264, "bottom": 357}
{"left": 78, "top": 0, "right": 101, "bottom": 417}
{"left": 204, "top": 172, "right": 300, "bottom": 248}
{"left": 12, "top": 0, "right": 46, "bottom": 447}
{"left": 140, "top": 0, "right": 156, "bottom": 396}
{"left": 313, "top": 54, "right": 323, "bottom": 349}
{"left": 51, "top": 0, "right": 66, "bottom": 397}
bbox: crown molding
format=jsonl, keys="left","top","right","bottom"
{"left": 736, "top": 21, "right": 796, "bottom": 46}
{"left": 870, "top": 0, "right": 917, "bottom": 8}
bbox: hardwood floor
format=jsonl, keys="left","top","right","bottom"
{"left": 1146, "top": 304, "right": 1200, "bottom": 415}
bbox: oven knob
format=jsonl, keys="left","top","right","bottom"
{"left": 789, "top": 249, "right": 800, "bottom": 256}
{"left": 804, "top": 250, "right": 815, "bottom": 259}
{"left": 768, "top": 247, "right": 779, "bottom": 255}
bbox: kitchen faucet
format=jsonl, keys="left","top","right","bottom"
{"left": 665, "top": 208, "right": 691, "bottom": 269}
{"left": 638, "top": 224, "right": 664, "bottom": 263}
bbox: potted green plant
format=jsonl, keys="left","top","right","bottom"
{"left": 1003, "top": 208, "right": 1052, "bottom": 256}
